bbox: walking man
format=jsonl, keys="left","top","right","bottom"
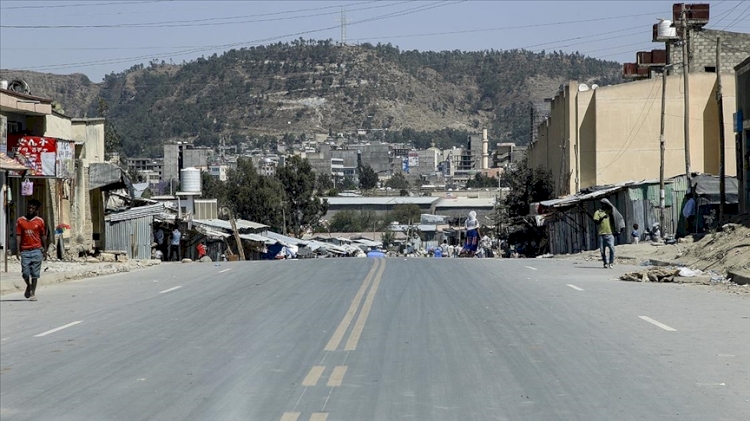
{"left": 593, "top": 198, "right": 625, "bottom": 268}
{"left": 16, "top": 199, "right": 48, "bottom": 301}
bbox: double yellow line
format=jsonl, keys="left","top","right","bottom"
{"left": 324, "top": 258, "right": 386, "bottom": 352}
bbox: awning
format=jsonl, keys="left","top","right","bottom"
{"left": 0, "top": 152, "right": 28, "bottom": 172}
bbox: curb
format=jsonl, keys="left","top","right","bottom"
{"left": 727, "top": 270, "right": 750, "bottom": 286}
{"left": 0, "top": 261, "right": 161, "bottom": 295}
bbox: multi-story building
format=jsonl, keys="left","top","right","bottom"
{"left": 126, "top": 157, "right": 163, "bottom": 179}
{"left": 162, "top": 143, "right": 214, "bottom": 184}
{"left": 208, "top": 165, "right": 229, "bottom": 181}
{"left": 529, "top": 6, "right": 749, "bottom": 197}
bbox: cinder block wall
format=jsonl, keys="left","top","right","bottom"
{"left": 670, "top": 29, "right": 750, "bottom": 74}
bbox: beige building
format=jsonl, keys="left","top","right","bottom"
{"left": 529, "top": 73, "right": 738, "bottom": 197}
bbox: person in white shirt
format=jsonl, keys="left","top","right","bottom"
{"left": 169, "top": 227, "right": 182, "bottom": 261}
{"left": 463, "top": 211, "right": 481, "bottom": 257}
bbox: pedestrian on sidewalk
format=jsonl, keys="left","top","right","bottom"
{"left": 16, "top": 199, "right": 48, "bottom": 301}
{"left": 169, "top": 226, "right": 182, "bottom": 261}
{"left": 631, "top": 224, "right": 640, "bottom": 244}
{"left": 682, "top": 192, "right": 696, "bottom": 236}
{"left": 593, "top": 198, "right": 625, "bottom": 268}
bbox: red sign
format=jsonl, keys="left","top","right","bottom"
{"left": 7, "top": 135, "right": 57, "bottom": 176}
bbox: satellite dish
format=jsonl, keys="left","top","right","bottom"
{"left": 578, "top": 83, "right": 589, "bottom": 92}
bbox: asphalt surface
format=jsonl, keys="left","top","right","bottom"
{"left": 1, "top": 258, "right": 748, "bottom": 421}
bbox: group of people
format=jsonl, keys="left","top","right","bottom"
{"left": 153, "top": 225, "right": 183, "bottom": 261}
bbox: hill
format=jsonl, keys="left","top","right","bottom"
{"left": 1, "top": 40, "right": 622, "bottom": 157}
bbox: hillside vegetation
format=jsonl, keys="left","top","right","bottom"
{"left": 1, "top": 40, "right": 621, "bottom": 157}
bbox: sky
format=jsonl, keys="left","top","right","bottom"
{"left": 1, "top": 0, "right": 748, "bottom": 82}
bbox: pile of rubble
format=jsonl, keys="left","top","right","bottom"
{"left": 620, "top": 267, "right": 707, "bottom": 283}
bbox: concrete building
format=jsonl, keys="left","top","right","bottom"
{"left": 162, "top": 143, "right": 213, "bottom": 184}
{"left": 528, "top": 74, "right": 738, "bottom": 197}
{"left": 1, "top": 88, "right": 106, "bottom": 257}
{"left": 208, "top": 164, "right": 229, "bottom": 181}
{"left": 532, "top": 11, "right": 750, "bottom": 197}
{"left": 127, "top": 157, "right": 163, "bottom": 180}
{"left": 736, "top": 56, "right": 750, "bottom": 214}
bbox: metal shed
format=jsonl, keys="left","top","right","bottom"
{"left": 104, "top": 203, "right": 165, "bottom": 259}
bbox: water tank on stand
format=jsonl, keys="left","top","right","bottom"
{"left": 180, "top": 167, "right": 201, "bottom": 193}
{"left": 657, "top": 19, "right": 677, "bottom": 41}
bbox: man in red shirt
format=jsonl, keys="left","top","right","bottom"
{"left": 16, "top": 199, "right": 48, "bottom": 301}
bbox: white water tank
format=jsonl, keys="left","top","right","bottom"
{"left": 180, "top": 167, "right": 201, "bottom": 193}
{"left": 0, "top": 80, "right": 7, "bottom": 90}
{"left": 657, "top": 19, "right": 677, "bottom": 40}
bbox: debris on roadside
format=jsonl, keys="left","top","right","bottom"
{"left": 620, "top": 268, "right": 681, "bottom": 283}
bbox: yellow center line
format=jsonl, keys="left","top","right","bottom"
{"left": 344, "top": 259, "right": 386, "bottom": 351}
{"left": 326, "top": 366, "right": 348, "bottom": 387}
{"left": 309, "top": 413, "right": 329, "bottom": 421}
{"left": 280, "top": 412, "right": 300, "bottom": 421}
{"left": 324, "top": 259, "right": 381, "bottom": 351}
{"left": 301, "top": 366, "right": 326, "bottom": 387}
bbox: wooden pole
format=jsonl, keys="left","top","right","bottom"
{"left": 659, "top": 66, "right": 669, "bottom": 237}
{"left": 716, "top": 37, "right": 726, "bottom": 223}
{"left": 681, "top": 5, "right": 693, "bottom": 187}
{"left": 229, "top": 212, "right": 245, "bottom": 261}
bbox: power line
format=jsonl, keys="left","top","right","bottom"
{"left": 9, "top": 1, "right": 463, "bottom": 72}
{"left": 708, "top": 1, "right": 744, "bottom": 28}
{"left": 0, "top": 0, "right": 169, "bottom": 10}
{"left": 0, "top": 1, "right": 406, "bottom": 29}
{"left": 721, "top": 2, "right": 750, "bottom": 30}
{"left": 348, "top": 10, "right": 672, "bottom": 42}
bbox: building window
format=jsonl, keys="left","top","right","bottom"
{"left": 704, "top": 66, "right": 716, "bottom": 73}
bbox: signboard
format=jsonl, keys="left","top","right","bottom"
{"left": 735, "top": 110, "right": 744, "bottom": 133}
{"left": 56, "top": 140, "right": 75, "bottom": 178}
{"left": 0, "top": 115, "right": 6, "bottom": 154}
{"left": 7, "top": 135, "right": 61, "bottom": 176}
{"left": 408, "top": 151, "right": 419, "bottom": 167}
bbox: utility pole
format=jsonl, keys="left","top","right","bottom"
{"left": 659, "top": 64, "right": 672, "bottom": 237}
{"left": 716, "top": 37, "right": 726, "bottom": 222}
{"left": 680, "top": 4, "right": 693, "bottom": 187}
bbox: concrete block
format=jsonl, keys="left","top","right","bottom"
{"left": 99, "top": 253, "right": 116, "bottom": 262}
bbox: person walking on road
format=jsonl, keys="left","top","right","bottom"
{"left": 593, "top": 198, "right": 625, "bottom": 268}
{"left": 16, "top": 199, "right": 48, "bottom": 301}
{"left": 463, "top": 211, "right": 481, "bottom": 257}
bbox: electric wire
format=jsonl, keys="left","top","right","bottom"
{"left": 0, "top": 1, "right": 406, "bottom": 29}
{"left": 8, "top": 1, "right": 463, "bottom": 72}
{"left": 720, "top": 2, "right": 750, "bottom": 30}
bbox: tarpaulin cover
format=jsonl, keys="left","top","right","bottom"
{"left": 692, "top": 174, "right": 739, "bottom": 205}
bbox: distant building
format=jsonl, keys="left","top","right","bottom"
{"left": 208, "top": 164, "right": 229, "bottom": 181}
{"left": 162, "top": 143, "right": 213, "bottom": 184}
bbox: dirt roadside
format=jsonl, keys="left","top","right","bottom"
{"left": 558, "top": 219, "right": 750, "bottom": 296}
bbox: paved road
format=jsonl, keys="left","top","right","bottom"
{"left": 1, "top": 258, "right": 748, "bottom": 421}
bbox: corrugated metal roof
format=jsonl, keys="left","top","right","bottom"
{"left": 193, "top": 218, "right": 268, "bottom": 231}
{"left": 434, "top": 197, "right": 496, "bottom": 208}
{"left": 238, "top": 233, "right": 277, "bottom": 245}
{"left": 325, "top": 196, "right": 440, "bottom": 206}
{"left": 105, "top": 203, "right": 165, "bottom": 222}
